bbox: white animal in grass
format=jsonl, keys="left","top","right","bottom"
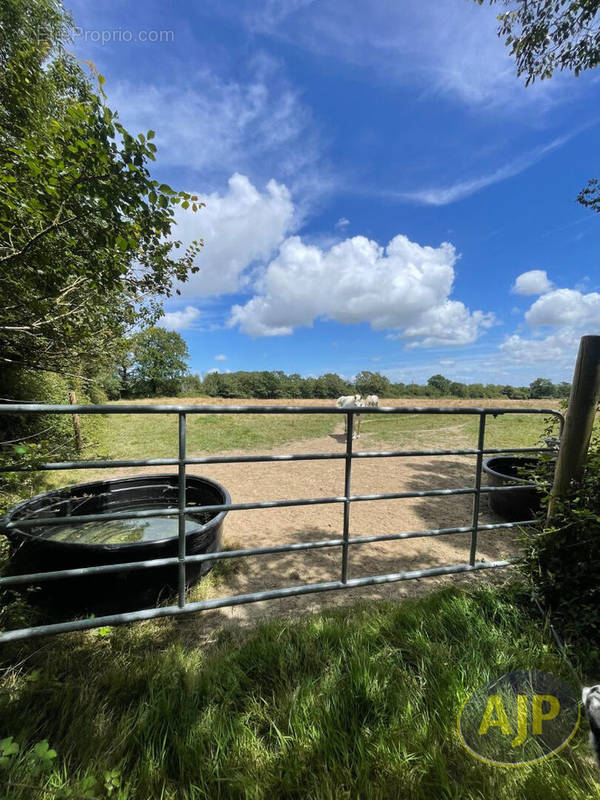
{"left": 336, "top": 394, "right": 364, "bottom": 438}
{"left": 583, "top": 686, "right": 600, "bottom": 767}
{"left": 355, "top": 394, "right": 379, "bottom": 437}
{"left": 336, "top": 394, "right": 362, "bottom": 408}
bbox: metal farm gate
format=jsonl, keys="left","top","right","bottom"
{"left": 0, "top": 403, "right": 564, "bottom": 642}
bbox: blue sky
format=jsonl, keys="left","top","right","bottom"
{"left": 66, "top": 0, "right": 600, "bottom": 385}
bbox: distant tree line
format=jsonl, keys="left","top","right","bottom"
{"left": 101, "top": 339, "right": 571, "bottom": 400}
{"left": 194, "top": 371, "right": 571, "bottom": 401}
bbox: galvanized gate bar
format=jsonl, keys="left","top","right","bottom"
{"left": 0, "top": 560, "right": 513, "bottom": 643}
{"left": 0, "top": 518, "right": 536, "bottom": 588}
{"left": 0, "top": 445, "right": 557, "bottom": 473}
{"left": 0, "top": 517, "right": 537, "bottom": 588}
{"left": 2, "top": 483, "right": 542, "bottom": 530}
{"left": 178, "top": 413, "right": 187, "bottom": 609}
{"left": 341, "top": 412, "right": 354, "bottom": 583}
{"left": 469, "top": 413, "right": 487, "bottom": 566}
{"left": 0, "top": 403, "right": 563, "bottom": 642}
{"left": 0, "top": 403, "right": 564, "bottom": 416}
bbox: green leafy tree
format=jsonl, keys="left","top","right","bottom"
{"left": 354, "top": 371, "right": 391, "bottom": 397}
{"left": 252, "top": 371, "right": 281, "bottom": 399}
{"left": 219, "top": 373, "right": 242, "bottom": 398}
{"left": 269, "top": 370, "right": 291, "bottom": 398}
{"left": 180, "top": 373, "right": 203, "bottom": 396}
{"left": 403, "top": 382, "right": 428, "bottom": 397}
{"left": 467, "top": 383, "right": 485, "bottom": 398}
{"left": 484, "top": 383, "right": 503, "bottom": 398}
{"left": 479, "top": 0, "right": 600, "bottom": 83}
{"left": 314, "top": 373, "right": 350, "bottom": 398}
{"left": 480, "top": 0, "right": 600, "bottom": 218}
{"left": 130, "top": 327, "right": 190, "bottom": 397}
{"left": 115, "top": 343, "right": 135, "bottom": 399}
{"left": 529, "top": 377, "right": 555, "bottom": 399}
{"left": 201, "top": 371, "right": 224, "bottom": 397}
{"left": 448, "top": 381, "right": 468, "bottom": 398}
{"left": 0, "top": 0, "right": 202, "bottom": 377}
{"left": 281, "top": 373, "right": 303, "bottom": 398}
{"left": 300, "top": 377, "right": 317, "bottom": 398}
{"left": 427, "top": 374, "right": 452, "bottom": 396}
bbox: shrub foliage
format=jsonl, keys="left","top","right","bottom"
{"left": 521, "top": 432, "right": 600, "bottom": 641}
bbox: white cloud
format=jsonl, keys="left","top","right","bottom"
{"left": 400, "top": 304, "right": 495, "bottom": 348}
{"left": 158, "top": 306, "right": 201, "bottom": 331}
{"left": 107, "top": 56, "right": 323, "bottom": 188}
{"left": 229, "top": 233, "right": 493, "bottom": 346}
{"left": 512, "top": 270, "right": 554, "bottom": 296}
{"left": 238, "top": 0, "right": 567, "bottom": 113}
{"left": 397, "top": 135, "right": 573, "bottom": 206}
{"left": 173, "top": 174, "right": 296, "bottom": 296}
{"left": 500, "top": 285, "right": 600, "bottom": 365}
{"left": 525, "top": 288, "right": 600, "bottom": 327}
{"left": 336, "top": 217, "right": 350, "bottom": 229}
{"left": 500, "top": 331, "right": 581, "bottom": 365}
{"left": 214, "top": 354, "right": 228, "bottom": 361}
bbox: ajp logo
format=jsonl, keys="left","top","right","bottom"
{"left": 457, "top": 670, "right": 580, "bottom": 766}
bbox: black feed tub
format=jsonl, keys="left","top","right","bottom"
{"left": 482, "top": 456, "right": 554, "bottom": 522}
{"left": 0, "top": 474, "right": 229, "bottom": 614}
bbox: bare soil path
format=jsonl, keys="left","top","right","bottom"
{"left": 103, "top": 398, "right": 538, "bottom": 639}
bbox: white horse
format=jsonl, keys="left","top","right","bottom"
{"left": 336, "top": 394, "right": 362, "bottom": 408}
{"left": 355, "top": 395, "right": 379, "bottom": 436}
{"left": 336, "top": 394, "right": 364, "bottom": 438}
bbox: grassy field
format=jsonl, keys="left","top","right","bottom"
{"left": 30, "top": 398, "right": 338, "bottom": 493}
{"left": 97, "top": 405, "right": 337, "bottom": 460}
{"left": 73, "top": 396, "right": 561, "bottom": 460}
{"left": 31, "top": 396, "right": 562, "bottom": 494}
{"left": 360, "top": 409, "right": 560, "bottom": 451}
{"left": 1, "top": 586, "right": 598, "bottom": 799}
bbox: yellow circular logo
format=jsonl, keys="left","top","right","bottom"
{"left": 457, "top": 670, "right": 580, "bottom": 767}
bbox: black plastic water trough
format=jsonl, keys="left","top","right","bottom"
{"left": 0, "top": 474, "right": 229, "bottom": 613}
{"left": 482, "top": 456, "right": 553, "bottom": 522}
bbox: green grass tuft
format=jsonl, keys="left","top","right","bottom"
{"left": 0, "top": 586, "right": 598, "bottom": 799}
{"left": 360, "top": 411, "right": 557, "bottom": 452}
{"left": 100, "top": 407, "right": 338, "bottom": 460}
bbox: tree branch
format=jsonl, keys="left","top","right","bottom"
{"left": 0, "top": 215, "right": 78, "bottom": 265}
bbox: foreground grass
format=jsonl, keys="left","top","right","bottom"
{"left": 1, "top": 586, "right": 598, "bottom": 799}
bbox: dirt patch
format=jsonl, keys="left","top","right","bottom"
{"left": 100, "top": 400, "right": 538, "bottom": 640}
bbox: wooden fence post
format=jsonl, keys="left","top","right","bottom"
{"left": 69, "top": 390, "right": 83, "bottom": 453}
{"left": 547, "top": 335, "right": 600, "bottom": 519}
